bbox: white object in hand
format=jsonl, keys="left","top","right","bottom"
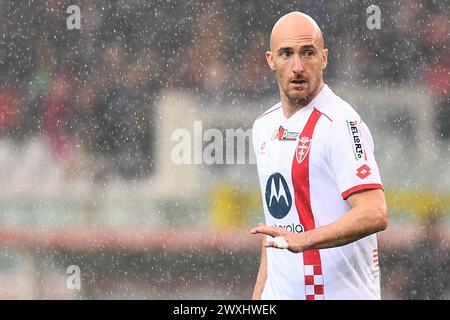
{"left": 273, "top": 236, "right": 289, "bottom": 249}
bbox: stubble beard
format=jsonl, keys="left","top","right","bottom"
{"left": 284, "top": 78, "right": 323, "bottom": 109}
{"left": 282, "top": 85, "right": 312, "bottom": 109}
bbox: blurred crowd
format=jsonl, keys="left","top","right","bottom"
{"left": 383, "top": 214, "right": 450, "bottom": 299}
{"left": 0, "top": 0, "right": 448, "bottom": 182}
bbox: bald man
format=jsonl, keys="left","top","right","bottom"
{"left": 250, "top": 12, "right": 388, "bottom": 300}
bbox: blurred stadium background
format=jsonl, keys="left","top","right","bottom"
{"left": 0, "top": 0, "right": 449, "bottom": 299}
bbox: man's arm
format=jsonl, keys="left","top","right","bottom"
{"left": 250, "top": 189, "right": 388, "bottom": 253}
{"left": 252, "top": 237, "right": 268, "bottom": 299}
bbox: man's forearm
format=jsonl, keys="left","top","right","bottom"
{"left": 301, "top": 201, "right": 387, "bottom": 251}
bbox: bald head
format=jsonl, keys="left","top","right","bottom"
{"left": 270, "top": 12, "right": 324, "bottom": 51}
{"left": 265, "top": 11, "right": 328, "bottom": 114}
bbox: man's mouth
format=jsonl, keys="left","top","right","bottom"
{"left": 290, "top": 79, "right": 307, "bottom": 84}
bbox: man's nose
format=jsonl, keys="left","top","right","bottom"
{"left": 292, "top": 55, "right": 304, "bottom": 74}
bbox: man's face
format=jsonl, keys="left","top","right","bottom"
{"left": 266, "top": 33, "right": 328, "bottom": 106}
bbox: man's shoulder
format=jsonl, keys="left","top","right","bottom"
{"left": 254, "top": 102, "right": 282, "bottom": 123}
{"left": 316, "top": 88, "right": 361, "bottom": 123}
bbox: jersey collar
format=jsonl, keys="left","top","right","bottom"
{"left": 281, "top": 84, "right": 331, "bottom": 122}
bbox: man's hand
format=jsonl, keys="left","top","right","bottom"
{"left": 250, "top": 223, "right": 306, "bottom": 253}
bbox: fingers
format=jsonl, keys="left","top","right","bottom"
{"left": 250, "top": 224, "right": 283, "bottom": 237}
{"left": 250, "top": 224, "right": 292, "bottom": 250}
{"left": 264, "top": 237, "right": 289, "bottom": 250}
{"left": 250, "top": 223, "right": 264, "bottom": 234}
{"left": 272, "top": 236, "right": 289, "bottom": 249}
{"left": 250, "top": 222, "right": 265, "bottom": 234}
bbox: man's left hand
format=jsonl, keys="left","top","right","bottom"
{"left": 250, "top": 223, "right": 306, "bottom": 253}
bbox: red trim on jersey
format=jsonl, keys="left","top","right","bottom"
{"left": 256, "top": 106, "right": 282, "bottom": 120}
{"left": 291, "top": 108, "right": 324, "bottom": 300}
{"left": 341, "top": 183, "right": 384, "bottom": 200}
{"left": 314, "top": 107, "right": 333, "bottom": 122}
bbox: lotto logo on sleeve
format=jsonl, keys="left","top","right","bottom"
{"left": 356, "top": 164, "right": 371, "bottom": 179}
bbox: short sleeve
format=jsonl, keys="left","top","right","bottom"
{"left": 327, "top": 118, "right": 384, "bottom": 200}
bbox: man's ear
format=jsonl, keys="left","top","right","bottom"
{"left": 322, "top": 48, "right": 329, "bottom": 70}
{"left": 266, "top": 51, "right": 276, "bottom": 71}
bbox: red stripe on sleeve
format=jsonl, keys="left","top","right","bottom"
{"left": 341, "top": 183, "right": 384, "bottom": 200}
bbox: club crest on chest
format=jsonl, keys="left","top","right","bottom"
{"left": 296, "top": 136, "right": 311, "bottom": 164}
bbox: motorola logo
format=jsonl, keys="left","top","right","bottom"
{"left": 265, "top": 173, "right": 292, "bottom": 219}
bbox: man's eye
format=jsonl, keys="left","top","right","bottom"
{"left": 281, "top": 50, "right": 292, "bottom": 57}
{"left": 304, "top": 50, "right": 314, "bottom": 57}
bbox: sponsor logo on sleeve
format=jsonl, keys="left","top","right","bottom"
{"left": 346, "top": 120, "right": 365, "bottom": 161}
{"left": 356, "top": 164, "right": 372, "bottom": 179}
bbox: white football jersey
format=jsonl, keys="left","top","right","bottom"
{"left": 253, "top": 84, "right": 383, "bottom": 300}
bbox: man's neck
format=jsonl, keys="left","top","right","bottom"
{"left": 281, "top": 82, "right": 324, "bottom": 119}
